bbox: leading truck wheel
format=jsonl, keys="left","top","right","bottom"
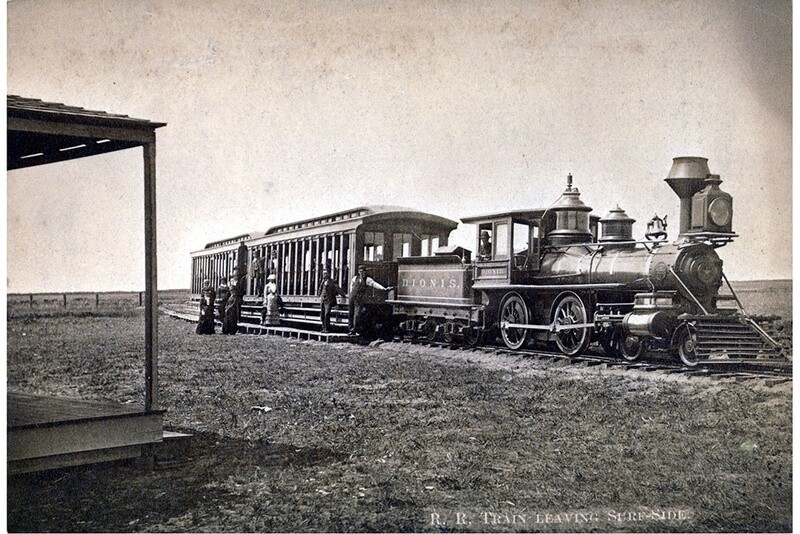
{"left": 553, "top": 294, "right": 591, "bottom": 356}
{"left": 675, "top": 324, "right": 700, "bottom": 367}
{"left": 500, "top": 293, "right": 530, "bottom": 350}
{"left": 620, "top": 335, "right": 646, "bottom": 362}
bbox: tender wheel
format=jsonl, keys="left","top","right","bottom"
{"left": 553, "top": 294, "right": 591, "bottom": 356}
{"left": 442, "top": 322, "right": 457, "bottom": 344}
{"left": 620, "top": 335, "right": 646, "bottom": 362}
{"left": 407, "top": 323, "right": 419, "bottom": 340}
{"left": 462, "top": 326, "right": 484, "bottom": 348}
{"left": 675, "top": 324, "right": 700, "bottom": 367}
{"left": 422, "top": 318, "right": 439, "bottom": 342}
{"left": 500, "top": 293, "right": 530, "bottom": 350}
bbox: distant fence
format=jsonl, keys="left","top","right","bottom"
{"left": 7, "top": 289, "right": 189, "bottom": 315}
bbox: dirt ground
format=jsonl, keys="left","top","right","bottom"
{"left": 6, "top": 312, "right": 793, "bottom": 532}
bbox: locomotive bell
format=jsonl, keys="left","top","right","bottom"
{"left": 599, "top": 205, "right": 635, "bottom": 244}
{"left": 665, "top": 156, "right": 710, "bottom": 236}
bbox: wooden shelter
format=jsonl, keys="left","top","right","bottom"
{"left": 7, "top": 95, "right": 166, "bottom": 473}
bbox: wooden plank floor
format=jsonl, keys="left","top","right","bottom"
{"left": 8, "top": 392, "right": 153, "bottom": 429}
{"left": 8, "top": 392, "right": 165, "bottom": 473}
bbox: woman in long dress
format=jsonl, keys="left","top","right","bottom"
{"left": 222, "top": 272, "right": 246, "bottom": 335}
{"left": 262, "top": 274, "right": 281, "bottom": 326}
{"left": 195, "top": 279, "right": 216, "bottom": 335}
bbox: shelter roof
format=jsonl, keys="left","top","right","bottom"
{"left": 7, "top": 95, "right": 166, "bottom": 170}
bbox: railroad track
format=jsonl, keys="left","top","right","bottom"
{"left": 162, "top": 305, "right": 791, "bottom": 382}
{"left": 387, "top": 337, "right": 793, "bottom": 382}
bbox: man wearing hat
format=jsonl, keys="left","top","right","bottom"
{"left": 478, "top": 230, "right": 492, "bottom": 260}
{"left": 348, "top": 264, "right": 392, "bottom": 335}
{"left": 318, "top": 268, "right": 347, "bottom": 333}
{"left": 216, "top": 276, "right": 230, "bottom": 323}
{"left": 262, "top": 273, "right": 281, "bottom": 326}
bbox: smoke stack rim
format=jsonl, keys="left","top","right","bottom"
{"left": 665, "top": 156, "right": 711, "bottom": 198}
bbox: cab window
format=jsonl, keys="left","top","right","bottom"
{"left": 494, "top": 222, "right": 509, "bottom": 259}
{"left": 478, "top": 223, "right": 493, "bottom": 260}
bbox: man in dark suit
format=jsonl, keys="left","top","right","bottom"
{"left": 318, "top": 269, "right": 346, "bottom": 333}
{"left": 348, "top": 265, "right": 392, "bottom": 335}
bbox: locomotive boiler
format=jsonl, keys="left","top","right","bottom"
{"left": 389, "top": 157, "right": 781, "bottom": 366}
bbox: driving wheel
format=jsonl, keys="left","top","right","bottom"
{"left": 500, "top": 293, "right": 530, "bottom": 350}
{"left": 553, "top": 294, "right": 591, "bottom": 356}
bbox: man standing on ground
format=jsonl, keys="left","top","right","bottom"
{"left": 318, "top": 268, "right": 346, "bottom": 333}
{"left": 348, "top": 264, "right": 392, "bottom": 335}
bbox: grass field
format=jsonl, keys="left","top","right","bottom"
{"left": 6, "top": 289, "right": 189, "bottom": 318}
{"left": 722, "top": 279, "right": 792, "bottom": 318}
{"left": 6, "top": 307, "right": 792, "bottom": 532}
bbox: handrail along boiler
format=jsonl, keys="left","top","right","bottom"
{"left": 387, "top": 157, "right": 781, "bottom": 366}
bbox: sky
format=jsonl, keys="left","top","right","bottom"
{"left": 6, "top": 0, "right": 792, "bottom": 292}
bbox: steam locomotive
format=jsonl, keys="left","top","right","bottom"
{"left": 190, "top": 157, "right": 781, "bottom": 366}
{"left": 388, "top": 156, "right": 783, "bottom": 366}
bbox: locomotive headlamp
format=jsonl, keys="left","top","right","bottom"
{"left": 708, "top": 197, "right": 732, "bottom": 227}
{"left": 690, "top": 174, "right": 734, "bottom": 234}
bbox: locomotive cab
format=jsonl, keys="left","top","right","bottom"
{"left": 462, "top": 211, "right": 546, "bottom": 287}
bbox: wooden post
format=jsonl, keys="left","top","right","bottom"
{"left": 306, "top": 241, "right": 311, "bottom": 296}
{"left": 29, "top": 293, "right": 33, "bottom": 309}
{"left": 340, "top": 234, "right": 345, "bottom": 284}
{"left": 283, "top": 242, "right": 290, "bottom": 296}
{"left": 247, "top": 247, "right": 253, "bottom": 296}
{"left": 279, "top": 243, "right": 285, "bottom": 295}
{"left": 338, "top": 233, "right": 346, "bottom": 288}
{"left": 323, "top": 234, "right": 329, "bottom": 273}
{"left": 314, "top": 237, "right": 321, "bottom": 294}
{"left": 63, "top": 293, "right": 67, "bottom": 307}
{"left": 279, "top": 242, "right": 286, "bottom": 295}
{"left": 291, "top": 240, "right": 297, "bottom": 296}
{"left": 143, "top": 142, "right": 158, "bottom": 412}
{"left": 95, "top": 293, "right": 100, "bottom": 309}
{"left": 139, "top": 291, "right": 143, "bottom": 307}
